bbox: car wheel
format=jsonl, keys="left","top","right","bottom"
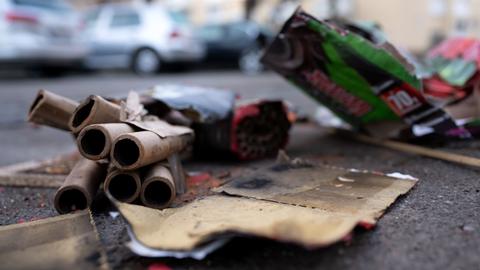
{"left": 36, "top": 67, "right": 67, "bottom": 78}
{"left": 132, "top": 48, "right": 161, "bottom": 75}
{"left": 239, "top": 46, "right": 264, "bottom": 75}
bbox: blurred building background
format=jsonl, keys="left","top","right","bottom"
{"left": 69, "top": 0, "right": 480, "bottom": 53}
{"left": 25, "top": 0, "right": 472, "bottom": 52}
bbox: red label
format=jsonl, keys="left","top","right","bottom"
{"left": 380, "top": 84, "right": 424, "bottom": 116}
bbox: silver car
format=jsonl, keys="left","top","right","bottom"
{"left": 83, "top": 4, "right": 206, "bottom": 75}
{"left": 0, "top": 0, "right": 87, "bottom": 71}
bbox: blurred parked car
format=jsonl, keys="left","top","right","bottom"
{"left": 83, "top": 4, "right": 206, "bottom": 75}
{"left": 197, "top": 21, "right": 273, "bottom": 74}
{"left": 0, "top": 0, "right": 87, "bottom": 74}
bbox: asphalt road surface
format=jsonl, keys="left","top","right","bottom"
{"left": 0, "top": 71, "right": 478, "bottom": 270}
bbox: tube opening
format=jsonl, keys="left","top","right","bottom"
{"left": 72, "top": 98, "right": 94, "bottom": 128}
{"left": 57, "top": 189, "right": 88, "bottom": 213}
{"left": 107, "top": 174, "right": 138, "bottom": 202}
{"left": 113, "top": 138, "right": 140, "bottom": 166}
{"left": 28, "top": 93, "right": 44, "bottom": 114}
{"left": 80, "top": 129, "right": 106, "bottom": 156}
{"left": 143, "top": 180, "right": 172, "bottom": 206}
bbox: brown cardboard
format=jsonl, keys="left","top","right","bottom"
{"left": 140, "top": 164, "right": 175, "bottom": 209}
{"left": 104, "top": 169, "right": 141, "bottom": 203}
{"left": 116, "top": 162, "right": 417, "bottom": 251}
{"left": 0, "top": 173, "right": 65, "bottom": 188}
{"left": 111, "top": 130, "right": 192, "bottom": 170}
{"left": 77, "top": 123, "right": 135, "bottom": 160}
{"left": 126, "top": 119, "right": 193, "bottom": 138}
{"left": 216, "top": 165, "right": 416, "bottom": 224}
{"left": 54, "top": 158, "right": 107, "bottom": 214}
{"left": 28, "top": 90, "right": 79, "bottom": 131}
{"left": 69, "top": 95, "right": 121, "bottom": 133}
{"left": 0, "top": 211, "right": 108, "bottom": 270}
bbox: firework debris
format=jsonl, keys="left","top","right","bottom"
{"left": 16, "top": 8, "right": 480, "bottom": 267}
{"left": 28, "top": 90, "right": 194, "bottom": 213}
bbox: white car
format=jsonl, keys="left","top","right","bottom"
{"left": 83, "top": 4, "right": 206, "bottom": 75}
{"left": 0, "top": 0, "right": 87, "bottom": 72}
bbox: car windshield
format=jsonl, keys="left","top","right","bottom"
{"left": 110, "top": 9, "right": 141, "bottom": 28}
{"left": 84, "top": 9, "right": 100, "bottom": 29}
{"left": 12, "top": 0, "right": 71, "bottom": 12}
{"left": 198, "top": 25, "right": 223, "bottom": 41}
{"left": 168, "top": 11, "right": 188, "bottom": 25}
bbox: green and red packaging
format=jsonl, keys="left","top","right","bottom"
{"left": 261, "top": 9, "right": 468, "bottom": 138}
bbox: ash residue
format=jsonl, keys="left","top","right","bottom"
{"left": 235, "top": 177, "right": 272, "bottom": 189}
{"left": 269, "top": 160, "right": 314, "bottom": 172}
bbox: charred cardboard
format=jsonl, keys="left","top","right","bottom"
{"left": 261, "top": 9, "right": 465, "bottom": 138}
{"left": 114, "top": 161, "right": 416, "bottom": 257}
{"left": 0, "top": 211, "right": 107, "bottom": 270}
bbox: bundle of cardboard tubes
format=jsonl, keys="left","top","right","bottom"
{"left": 28, "top": 90, "right": 193, "bottom": 214}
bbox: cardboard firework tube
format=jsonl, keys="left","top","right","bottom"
{"left": 111, "top": 131, "right": 191, "bottom": 170}
{"left": 69, "top": 95, "right": 121, "bottom": 133}
{"left": 104, "top": 169, "right": 141, "bottom": 203}
{"left": 77, "top": 123, "right": 135, "bottom": 160}
{"left": 54, "top": 158, "right": 107, "bottom": 214}
{"left": 28, "top": 90, "right": 79, "bottom": 131}
{"left": 140, "top": 164, "right": 175, "bottom": 209}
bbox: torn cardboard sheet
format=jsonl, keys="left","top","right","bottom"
{"left": 115, "top": 162, "right": 416, "bottom": 258}
{"left": 215, "top": 164, "right": 415, "bottom": 224}
{"left": 126, "top": 119, "right": 193, "bottom": 138}
{"left": 0, "top": 153, "right": 79, "bottom": 188}
{"left": 0, "top": 173, "right": 65, "bottom": 188}
{"left": 120, "top": 91, "right": 194, "bottom": 138}
{"left": 0, "top": 211, "right": 107, "bottom": 270}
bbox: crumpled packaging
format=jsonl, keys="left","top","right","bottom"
{"left": 114, "top": 161, "right": 417, "bottom": 258}
{"left": 146, "top": 84, "right": 236, "bottom": 123}
{"left": 423, "top": 38, "right": 480, "bottom": 136}
{"left": 261, "top": 8, "right": 467, "bottom": 139}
